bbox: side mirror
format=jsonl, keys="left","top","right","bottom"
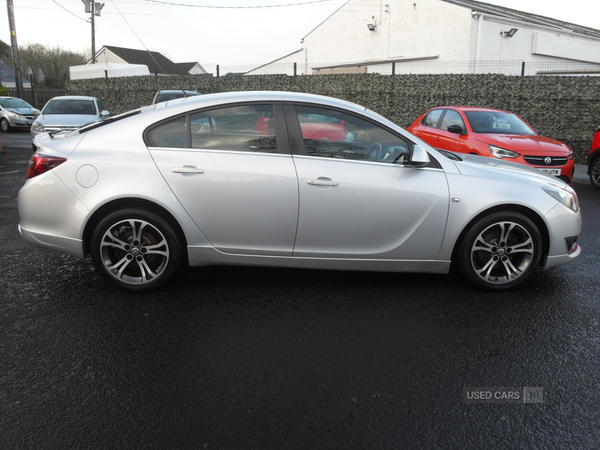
{"left": 410, "top": 145, "right": 430, "bottom": 167}
{"left": 447, "top": 124, "right": 464, "bottom": 134}
{"left": 101, "top": 110, "right": 110, "bottom": 118}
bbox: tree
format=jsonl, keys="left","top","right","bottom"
{"left": 18, "top": 43, "right": 87, "bottom": 88}
{"left": 0, "top": 39, "right": 11, "bottom": 62}
{"left": 19, "top": 43, "right": 46, "bottom": 85}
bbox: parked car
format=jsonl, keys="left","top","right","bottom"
{"left": 588, "top": 125, "right": 600, "bottom": 189}
{"left": 0, "top": 96, "right": 40, "bottom": 132}
{"left": 30, "top": 96, "right": 109, "bottom": 145}
{"left": 18, "top": 91, "right": 581, "bottom": 293}
{"left": 152, "top": 90, "right": 200, "bottom": 104}
{"left": 407, "top": 106, "right": 575, "bottom": 184}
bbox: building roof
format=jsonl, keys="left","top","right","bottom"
{"left": 441, "top": 0, "right": 600, "bottom": 39}
{"left": 0, "top": 59, "right": 30, "bottom": 86}
{"left": 99, "top": 46, "right": 191, "bottom": 75}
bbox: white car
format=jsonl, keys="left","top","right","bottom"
{"left": 18, "top": 91, "right": 581, "bottom": 292}
{"left": 30, "top": 95, "right": 109, "bottom": 145}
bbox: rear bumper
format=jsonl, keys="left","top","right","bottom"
{"left": 18, "top": 224, "right": 85, "bottom": 258}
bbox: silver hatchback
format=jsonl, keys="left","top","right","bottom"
{"left": 18, "top": 91, "right": 582, "bottom": 292}
{"left": 30, "top": 95, "right": 109, "bottom": 145}
{"left": 0, "top": 96, "right": 40, "bottom": 131}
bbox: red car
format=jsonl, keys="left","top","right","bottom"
{"left": 257, "top": 111, "right": 354, "bottom": 142}
{"left": 588, "top": 125, "right": 600, "bottom": 189}
{"left": 407, "top": 106, "right": 575, "bottom": 184}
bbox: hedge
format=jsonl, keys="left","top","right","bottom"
{"left": 66, "top": 73, "right": 600, "bottom": 164}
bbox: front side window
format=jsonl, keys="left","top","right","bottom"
{"left": 440, "top": 109, "right": 465, "bottom": 132}
{"left": 422, "top": 109, "right": 444, "bottom": 128}
{"left": 294, "top": 105, "right": 410, "bottom": 164}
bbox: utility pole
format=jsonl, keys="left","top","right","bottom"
{"left": 83, "top": 1, "right": 104, "bottom": 64}
{"left": 6, "top": 0, "right": 24, "bottom": 99}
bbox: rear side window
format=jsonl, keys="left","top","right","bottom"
{"left": 146, "top": 104, "right": 278, "bottom": 153}
{"left": 422, "top": 109, "right": 443, "bottom": 128}
{"left": 191, "top": 105, "right": 277, "bottom": 153}
{"left": 147, "top": 116, "right": 188, "bottom": 148}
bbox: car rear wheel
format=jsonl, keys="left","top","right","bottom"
{"left": 590, "top": 156, "right": 600, "bottom": 190}
{"left": 1, "top": 118, "right": 11, "bottom": 132}
{"left": 90, "top": 209, "right": 182, "bottom": 292}
{"left": 458, "top": 212, "right": 542, "bottom": 290}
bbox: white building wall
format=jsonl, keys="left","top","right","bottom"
{"left": 95, "top": 49, "right": 126, "bottom": 64}
{"left": 302, "top": 0, "right": 473, "bottom": 68}
{"left": 248, "top": 0, "right": 600, "bottom": 75}
{"left": 247, "top": 50, "right": 305, "bottom": 75}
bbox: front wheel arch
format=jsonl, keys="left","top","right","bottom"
{"left": 451, "top": 205, "right": 549, "bottom": 272}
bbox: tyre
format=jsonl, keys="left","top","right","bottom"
{"left": 90, "top": 209, "right": 182, "bottom": 292}
{"left": 458, "top": 212, "right": 543, "bottom": 290}
{"left": 590, "top": 156, "right": 600, "bottom": 190}
{"left": 1, "top": 118, "right": 11, "bottom": 133}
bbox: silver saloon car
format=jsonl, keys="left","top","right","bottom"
{"left": 18, "top": 91, "right": 582, "bottom": 292}
{"left": 30, "top": 95, "right": 109, "bottom": 144}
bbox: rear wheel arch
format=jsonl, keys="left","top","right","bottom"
{"left": 83, "top": 198, "right": 188, "bottom": 264}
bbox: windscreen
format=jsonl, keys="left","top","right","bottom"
{"left": 465, "top": 111, "right": 536, "bottom": 135}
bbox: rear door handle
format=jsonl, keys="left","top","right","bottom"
{"left": 307, "top": 178, "right": 339, "bottom": 187}
{"left": 172, "top": 166, "right": 204, "bottom": 174}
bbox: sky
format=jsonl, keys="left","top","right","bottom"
{"left": 1, "top": 0, "right": 600, "bottom": 74}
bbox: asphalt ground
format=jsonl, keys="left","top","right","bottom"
{"left": 1, "top": 131, "right": 599, "bottom": 449}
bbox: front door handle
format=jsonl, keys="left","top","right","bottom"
{"left": 307, "top": 178, "right": 339, "bottom": 187}
{"left": 172, "top": 166, "right": 205, "bottom": 174}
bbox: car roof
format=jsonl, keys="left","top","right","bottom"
{"left": 428, "top": 106, "right": 513, "bottom": 114}
{"left": 148, "top": 91, "right": 368, "bottom": 115}
{"left": 47, "top": 96, "right": 98, "bottom": 101}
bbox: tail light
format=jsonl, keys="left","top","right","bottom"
{"left": 26, "top": 154, "right": 67, "bottom": 179}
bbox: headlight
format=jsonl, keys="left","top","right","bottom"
{"left": 8, "top": 111, "right": 23, "bottom": 119}
{"left": 489, "top": 145, "right": 520, "bottom": 159}
{"left": 543, "top": 186, "right": 579, "bottom": 212}
{"left": 31, "top": 121, "right": 45, "bottom": 133}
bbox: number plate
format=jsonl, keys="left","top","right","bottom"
{"left": 539, "top": 168, "right": 561, "bottom": 176}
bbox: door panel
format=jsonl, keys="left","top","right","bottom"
{"left": 152, "top": 149, "right": 298, "bottom": 256}
{"left": 292, "top": 157, "right": 449, "bottom": 260}
{"left": 147, "top": 103, "right": 299, "bottom": 256}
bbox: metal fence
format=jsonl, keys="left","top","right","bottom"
{"left": 5, "top": 88, "right": 65, "bottom": 110}
{"left": 204, "top": 60, "right": 600, "bottom": 77}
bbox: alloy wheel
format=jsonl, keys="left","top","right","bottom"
{"left": 99, "top": 218, "right": 170, "bottom": 286}
{"left": 470, "top": 220, "right": 535, "bottom": 285}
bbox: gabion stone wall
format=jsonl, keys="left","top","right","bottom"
{"left": 67, "top": 73, "right": 600, "bottom": 164}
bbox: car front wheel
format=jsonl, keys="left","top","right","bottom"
{"left": 1, "top": 118, "right": 11, "bottom": 132}
{"left": 590, "top": 156, "right": 600, "bottom": 190}
{"left": 458, "top": 212, "right": 543, "bottom": 290}
{"left": 90, "top": 209, "right": 182, "bottom": 292}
